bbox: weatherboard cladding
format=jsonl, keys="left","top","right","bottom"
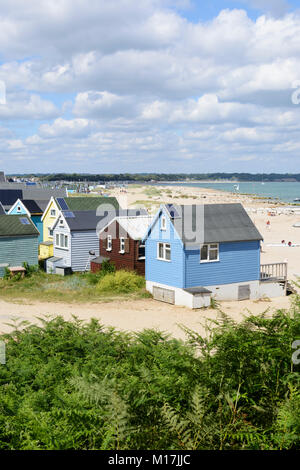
{"left": 184, "top": 240, "right": 261, "bottom": 288}
{"left": 145, "top": 214, "right": 185, "bottom": 288}
{"left": 71, "top": 231, "right": 100, "bottom": 271}
{"left": 53, "top": 218, "right": 71, "bottom": 267}
{"left": 0, "top": 236, "right": 38, "bottom": 276}
{"left": 145, "top": 205, "right": 261, "bottom": 289}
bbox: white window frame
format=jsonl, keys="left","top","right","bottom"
{"left": 119, "top": 237, "right": 125, "bottom": 254}
{"left": 48, "top": 227, "right": 54, "bottom": 238}
{"left": 200, "top": 243, "right": 219, "bottom": 263}
{"left": 56, "top": 232, "right": 68, "bottom": 250}
{"left": 157, "top": 242, "right": 171, "bottom": 262}
{"left": 138, "top": 242, "right": 145, "bottom": 260}
{"left": 50, "top": 209, "right": 56, "bottom": 217}
{"left": 17, "top": 206, "right": 21, "bottom": 213}
{"left": 106, "top": 235, "right": 112, "bottom": 251}
{"left": 161, "top": 216, "right": 167, "bottom": 231}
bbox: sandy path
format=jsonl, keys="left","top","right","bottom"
{"left": 0, "top": 296, "right": 293, "bottom": 340}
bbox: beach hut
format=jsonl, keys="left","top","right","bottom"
{"left": 142, "top": 203, "right": 287, "bottom": 308}
{"left": 8, "top": 199, "right": 48, "bottom": 243}
{"left": 0, "top": 214, "right": 39, "bottom": 278}
{"left": 97, "top": 214, "right": 152, "bottom": 275}
{"left": 47, "top": 209, "right": 146, "bottom": 274}
{"left": 41, "top": 196, "right": 120, "bottom": 244}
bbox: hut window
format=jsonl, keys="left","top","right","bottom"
{"left": 120, "top": 237, "right": 125, "bottom": 253}
{"left": 161, "top": 216, "right": 166, "bottom": 231}
{"left": 157, "top": 242, "right": 171, "bottom": 261}
{"left": 57, "top": 233, "right": 68, "bottom": 249}
{"left": 17, "top": 206, "right": 21, "bottom": 212}
{"left": 138, "top": 242, "right": 145, "bottom": 259}
{"left": 50, "top": 209, "right": 56, "bottom": 217}
{"left": 107, "top": 235, "right": 112, "bottom": 251}
{"left": 200, "top": 243, "right": 219, "bottom": 263}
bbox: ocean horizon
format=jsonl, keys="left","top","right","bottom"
{"left": 153, "top": 181, "right": 300, "bottom": 205}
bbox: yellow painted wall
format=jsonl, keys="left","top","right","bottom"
{"left": 39, "top": 243, "right": 53, "bottom": 259}
{"left": 42, "top": 200, "right": 60, "bottom": 242}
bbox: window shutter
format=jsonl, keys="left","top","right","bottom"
{"left": 125, "top": 238, "right": 130, "bottom": 253}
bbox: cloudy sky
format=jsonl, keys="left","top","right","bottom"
{"left": 1, "top": 0, "right": 300, "bottom": 174}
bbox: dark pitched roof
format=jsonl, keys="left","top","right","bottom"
{"left": 21, "top": 199, "right": 44, "bottom": 215}
{"left": 57, "top": 196, "right": 120, "bottom": 211}
{"left": 61, "top": 209, "right": 147, "bottom": 232}
{"left": 166, "top": 203, "right": 263, "bottom": 246}
{"left": 0, "top": 215, "right": 39, "bottom": 237}
{"left": 0, "top": 189, "right": 23, "bottom": 207}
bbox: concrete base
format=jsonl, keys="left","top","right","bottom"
{"left": 207, "top": 280, "right": 260, "bottom": 301}
{"left": 146, "top": 281, "right": 211, "bottom": 308}
{"left": 146, "top": 279, "right": 286, "bottom": 309}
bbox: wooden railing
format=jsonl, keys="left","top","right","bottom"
{"left": 260, "top": 263, "right": 288, "bottom": 282}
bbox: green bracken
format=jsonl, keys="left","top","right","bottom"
{"left": 0, "top": 297, "right": 299, "bottom": 450}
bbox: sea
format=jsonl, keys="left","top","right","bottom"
{"left": 155, "top": 182, "right": 300, "bottom": 205}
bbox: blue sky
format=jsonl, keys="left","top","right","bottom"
{"left": 0, "top": 0, "right": 300, "bottom": 174}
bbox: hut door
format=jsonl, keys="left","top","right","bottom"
{"left": 238, "top": 284, "right": 250, "bottom": 300}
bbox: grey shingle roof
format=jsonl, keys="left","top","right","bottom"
{"left": 0, "top": 215, "right": 39, "bottom": 237}
{"left": 62, "top": 209, "right": 147, "bottom": 232}
{"left": 167, "top": 203, "right": 263, "bottom": 246}
{"left": 22, "top": 188, "right": 67, "bottom": 200}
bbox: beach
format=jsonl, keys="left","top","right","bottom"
{"left": 0, "top": 182, "right": 298, "bottom": 339}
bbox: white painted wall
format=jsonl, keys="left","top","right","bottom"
{"left": 146, "top": 280, "right": 211, "bottom": 309}
{"left": 146, "top": 279, "right": 286, "bottom": 309}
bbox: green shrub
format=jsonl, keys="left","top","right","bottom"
{"left": 0, "top": 303, "right": 299, "bottom": 450}
{"left": 22, "top": 262, "right": 39, "bottom": 277}
{"left": 97, "top": 270, "right": 145, "bottom": 294}
{"left": 86, "top": 261, "right": 116, "bottom": 285}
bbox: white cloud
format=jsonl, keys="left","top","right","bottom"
{"left": 0, "top": 92, "right": 59, "bottom": 120}
{"left": 0, "top": 2, "right": 300, "bottom": 172}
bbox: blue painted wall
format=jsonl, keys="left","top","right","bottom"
{"left": 9, "top": 205, "right": 26, "bottom": 215}
{"left": 31, "top": 215, "right": 43, "bottom": 243}
{"left": 145, "top": 208, "right": 261, "bottom": 289}
{"left": 184, "top": 240, "right": 260, "bottom": 288}
{"left": 145, "top": 208, "right": 185, "bottom": 288}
